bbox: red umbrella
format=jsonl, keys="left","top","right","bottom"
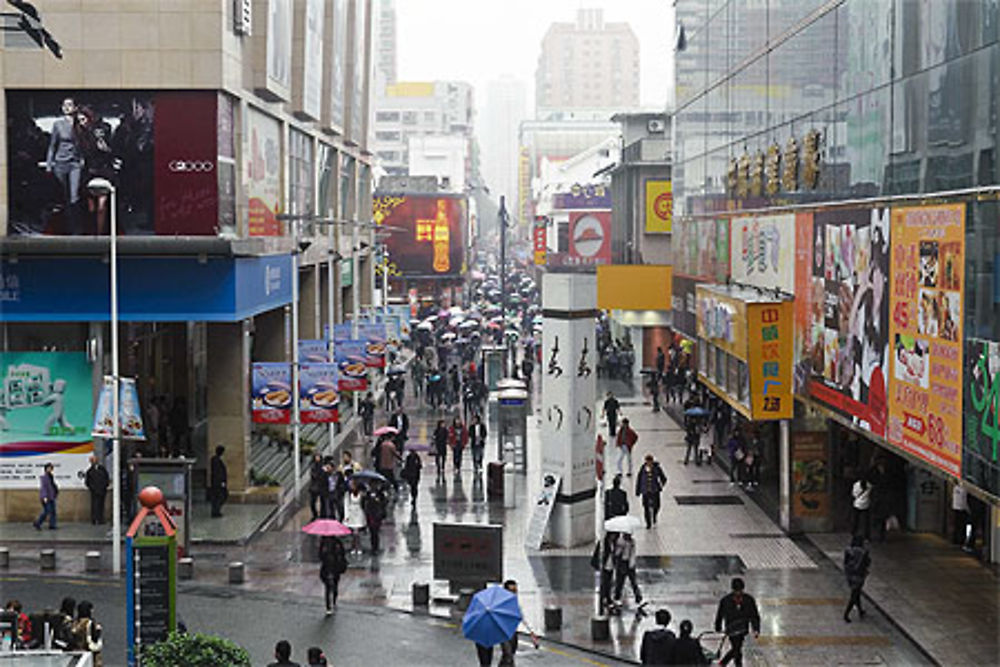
{"left": 373, "top": 425, "right": 400, "bottom": 436}
{"left": 301, "top": 519, "right": 352, "bottom": 536}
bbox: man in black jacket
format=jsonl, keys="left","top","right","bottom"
{"left": 635, "top": 455, "right": 667, "bottom": 529}
{"left": 308, "top": 454, "right": 327, "bottom": 520}
{"left": 604, "top": 474, "right": 629, "bottom": 519}
{"left": 390, "top": 407, "right": 409, "bottom": 444}
{"left": 714, "top": 578, "right": 761, "bottom": 667}
{"left": 210, "top": 446, "right": 228, "bottom": 518}
{"left": 84, "top": 455, "right": 110, "bottom": 525}
{"left": 640, "top": 608, "right": 676, "bottom": 665}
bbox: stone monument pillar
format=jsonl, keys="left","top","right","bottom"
{"left": 540, "top": 273, "right": 597, "bottom": 548}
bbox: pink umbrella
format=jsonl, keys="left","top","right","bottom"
{"left": 373, "top": 425, "right": 399, "bottom": 436}
{"left": 302, "top": 519, "right": 352, "bottom": 536}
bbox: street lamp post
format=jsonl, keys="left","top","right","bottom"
{"left": 498, "top": 195, "right": 510, "bottom": 377}
{"left": 87, "top": 177, "right": 121, "bottom": 575}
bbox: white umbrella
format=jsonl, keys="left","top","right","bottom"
{"left": 441, "top": 332, "right": 457, "bottom": 341}
{"left": 449, "top": 306, "right": 464, "bottom": 315}
{"left": 459, "top": 320, "right": 478, "bottom": 330}
{"left": 604, "top": 515, "right": 642, "bottom": 534}
{"left": 417, "top": 321, "right": 434, "bottom": 331}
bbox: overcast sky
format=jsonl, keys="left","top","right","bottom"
{"left": 394, "top": 0, "right": 674, "bottom": 112}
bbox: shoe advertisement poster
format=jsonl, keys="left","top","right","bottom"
{"left": 0, "top": 352, "right": 93, "bottom": 489}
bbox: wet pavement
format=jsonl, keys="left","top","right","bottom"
{"left": 3, "top": 374, "right": 997, "bottom": 665}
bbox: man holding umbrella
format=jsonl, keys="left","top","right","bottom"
{"left": 465, "top": 579, "right": 538, "bottom": 666}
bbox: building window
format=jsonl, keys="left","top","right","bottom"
{"left": 375, "top": 111, "right": 400, "bottom": 122}
{"left": 402, "top": 111, "right": 418, "bottom": 125}
{"left": 375, "top": 130, "right": 401, "bottom": 141}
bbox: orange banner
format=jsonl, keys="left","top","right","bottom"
{"left": 887, "top": 204, "right": 965, "bottom": 477}
{"left": 747, "top": 301, "right": 794, "bottom": 420}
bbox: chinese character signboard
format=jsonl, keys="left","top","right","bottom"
{"left": 731, "top": 214, "right": 795, "bottom": 293}
{"left": 251, "top": 362, "right": 292, "bottom": 424}
{"left": 644, "top": 179, "right": 673, "bottom": 233}
{"left": 746, "top": 301, "right": 793, "bottom": 420}
{"left": 888, "top": 204, "right": 965, "bottom": 477}
{"left": 433, "top": 522, "right": 503, "bottom": 588}
{"left": 374, "top": 194, "right": 466, "bottom": 277}
{"left": 533, "top": 217, "right": 547, "bottom": 266}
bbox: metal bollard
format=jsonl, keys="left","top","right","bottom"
{"left": 455, "top": 587, "right": 475, "bottom": 612}
{"left": 40, "top": 548, "right": 56, "bottom": 571}
{"left": 228, "top": 561, "right": 245, "bottom": 584}
{"left": 412, "top": 582, "right": 430, "bottom": 607}
{"left": 544, "top": 606, "right": 562, "bottom": 632}
{"left": 591, "top": 615, "right": 610, "bottom": 641}
{"left": 0, "top": 547, "right": 9, "bottom": 568}
{"left": 178, "top": 557, "right": 194, "bottom": 580}
{"left": 85, "top": 551, "right": 101, "bottom": 573}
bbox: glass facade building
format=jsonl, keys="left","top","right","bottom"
{"left": 674, "top": 0, "right": 1000, "bottom": 543}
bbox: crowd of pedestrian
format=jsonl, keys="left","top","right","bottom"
{"left": 3, "top": 597, "right": 103, "bottom": 665}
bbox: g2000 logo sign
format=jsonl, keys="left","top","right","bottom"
{"left": 168, "top": 160, "right": 214, "bottom": 173}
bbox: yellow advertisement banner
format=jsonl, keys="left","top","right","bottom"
{"left": 644, "top": 180, "right": 673, "bottom": 233}
{"left": 746, "top": 301, "right": 793, "bottom": 420}
{"left": 888, "top": 204, "right": 965, "bottom": 477}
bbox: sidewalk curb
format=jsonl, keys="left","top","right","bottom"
{"left": 794, "top": 534, "right": 941, "bottom": 667}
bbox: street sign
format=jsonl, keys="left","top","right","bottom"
{"left": 432, "top": 522, "right": 503, "bottom": 589}
{"left": 525, "top": 471, "right": 561, "bottom": 550}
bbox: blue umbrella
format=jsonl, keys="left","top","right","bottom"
{"left": 462, "top": 585, "right": 522, "bottom": 647}
{"left": 684, "top": 406, "right": 710, "bottom": 417}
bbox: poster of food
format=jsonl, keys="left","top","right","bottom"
{"left": 388, "top": 305, "right": 412, "bottom": 342}
{"left": 334, "top": 341, "right": 369, "bottom": 392}
{"left": 251, "top": 362, "right": 292, "bottom": 424}
{"left": 299, "top": 363, "right": 339, "bottom": 424}
{"left": 888, "top": 204, "right": 965, "bottom": 477}
{"left": 0, "top": 352, "right": 93, "bottom": 489}
{"left": 358, "top": 321, "right": 387, "bottom": 368}
{"left": 246, "top": 108, "right": 282, "bottom": 236}
{"left": 731, "top": 214, "right": 795, "bottom": 292}
{"left": 805, "top": 207, "right": 890, "bottom": 436}
{"left": 964, "top": 338, "right": 1000, "bottom": 497}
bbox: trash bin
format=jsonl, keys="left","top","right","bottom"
{"left": 487, "top": 461, "right": 505, "bottom": 500}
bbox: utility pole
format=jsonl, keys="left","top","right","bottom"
{"left": 498, "top": 195, "right": 509, "bottom": 377}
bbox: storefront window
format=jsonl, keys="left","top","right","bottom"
{"left": 738, "top": 359, "right": 750, "bottom": 407}
{"left": 699, "top": 341, "right": 709, "bottom": 375}
{"left": 715, "top": 346, "right": 726, "bottom": 387}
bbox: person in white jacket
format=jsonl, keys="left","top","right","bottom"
{"left": 851, "top": 474, "right": 873, "bottom": 540}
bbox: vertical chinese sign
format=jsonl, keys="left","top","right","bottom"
{"left": 747, "top": 301, "right": 793, "bottom": 420}
{"left": 888, "top": 204, "right": 965, "bottom": 477}
{"left": 533, "top": 217, "right": 547, "bottom": 266}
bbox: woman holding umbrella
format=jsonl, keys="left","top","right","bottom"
{"left": 318, "top": 535, "right": 348, "bottom": 615}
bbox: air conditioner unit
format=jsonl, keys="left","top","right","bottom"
{"left": 647, "top": 119, "right": 666, "bottom": 134}
{"left": 233, "top": 0, "right": 252, "bottom": 36}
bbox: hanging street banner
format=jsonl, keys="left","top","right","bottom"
{"left": 335, "top": 340, "right": 369, "bottom": 392}
{"left": 0, "top": 352, "right": 93, "bottom": 489}
{"left": 359, "top": 321, "right": 387, "bottom": 368}
{"left": 533, "top": 217, "right": 547, "bottom": 265}
{"left": 298, "top": 339, "right": 330, "bottom": 363}
{"left": 299, "top": 363, "right": 340, "bottom": 423}
{"left": 888, "top": 203, "right": 965, "bottom": 478}
{"left": 251, "top": 363, "right": 292, "bottom": 424}
{"left": 964, "top": 338, "right": 1000, "bottom": 497}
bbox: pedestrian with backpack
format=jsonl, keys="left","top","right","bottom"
{"left": 319, "top": 536, "right": 348, "bottom": 615}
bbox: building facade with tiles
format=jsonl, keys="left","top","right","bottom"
{"left": 672, "top": 0, "right": 1000, "bottom": 564}
{"left": 0, "top": 0, "right": 377, "bottom": 521}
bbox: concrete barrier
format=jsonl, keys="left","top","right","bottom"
{"left": 412, "top": 582, "right": 430, "bottom": 607}
{"left": 0, "top": 546, "right": 9, "bottom": 568}
{"left": 591, "top": 615, "right": 610, "bottom": 641}
{"left": 178, "top": 557, "right": 194, "bottom": 580}
{"left": 544, "top": 606, "right": 562, "bottom": 632}
{"left": 228, "top": 561, "right": 245, "bottom": 584}
{"left": 85, "top": 551, "right": 101, "bottom": 573}
{"left": 40, "top": 549, "right": 56, "bottom": 571}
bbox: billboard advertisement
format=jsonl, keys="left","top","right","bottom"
{"left": 246, "top": 108, "right": 283, "bottom": 236}
{"left": 804, "top": 208, "right": 890, "bottom": 437}
{"left": 793, "top": 212, "right": 815, "bottom": 393}
{"left": 533, "top": 217, "right": 547, "bottom": 266}
{"left": 887, "top": 204, "right": 965, "bottom": 477}
{"left": 731, "top": 214, "right": 795, "bottom": 293}
{"left": 358, "top": 321, "right": 387, "bottom": 369}
{"left": 671, "top": 275, "right": 702, "bottom": 338}
{"left": 300, "top": 363, "right": 339, "bottom": 424}
{"left": 644, "top": 179, "right": 673, "bottom": 233}
{"left": 746, "top": 301, "right": 793, "bottom": 420}
{"left": 568, "top": 211, "right": 611, "bottom": 266}
{"left": 251, "top": 362, "right": 292, "bottom": 424}
{"left": 791, "top": 431, "right": 830, "bottom": 520}
{"left": 674, "top": 217, "right": 729, "bottom": 281}
{"left": 266, "top": 0, "right": 294, "bottom": 94}
{"left": 964, "top": 338, "right": 1000, "bottom": 497}
{"left": 0, "top": 352, "right": 94, "bottom": 489}
{"left": 553, "top": 183, "right": 611, "bottom": 210}
{"left": 374, "top": 195, "right": 466, "bottom": 277}
{"left": 7, "top": 90, "right": 223, "bottom": 237}
{"left": 334, "top": 340, "right": 369, "bottom": 391}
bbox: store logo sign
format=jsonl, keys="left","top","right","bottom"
{"left": 168, "top": 160, "right": 215, "bottom": 173}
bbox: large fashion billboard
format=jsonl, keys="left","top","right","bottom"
{"left": 964, "top": 338, "right": 1000, "bottom": 496}
{"left": 730, "top": 214, "right": 795, "bottom": 293}
{"left": 888, "top": 204, "right": 965, "bottom": 477}
{"left": 674, "top": 217, "right": 729, "bottom": 281}
{"left": 246, "top": 108, "right": 283, "bottom": 236}
{"left": 803, "top": 208, "right": 890, "bottom": 437}
{"left": 0, "top": 352, "right": 94, "bottom": 489}
{"left": 374, "top": 195, "right": 466, "bottom": 277}
{"left": 7, "top": 90, "right": 222, "bottom": 236}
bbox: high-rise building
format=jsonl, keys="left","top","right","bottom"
{"left": 480, "top": 76, "right": 528, "bottom": 202}
{"left": 534, "top": 8, "right": 640, "bottom": 117}
{"left": 372, "top": 81, "right": 476, "bottom": 189}
{"left": 374, "top": 0, "right": 397, "bottom": 86}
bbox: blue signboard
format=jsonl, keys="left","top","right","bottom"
{"left": 0, "top": 255, "right": 293, "bottom": 322}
